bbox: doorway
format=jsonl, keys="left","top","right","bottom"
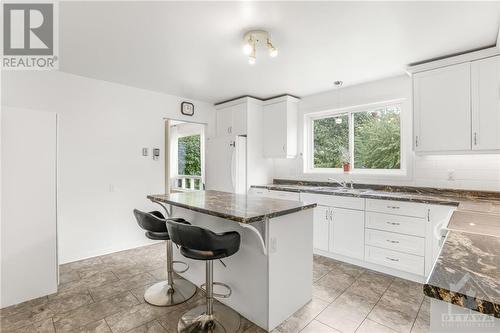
{"left": 165, "top": 119, "right": 206, "bottom": 193}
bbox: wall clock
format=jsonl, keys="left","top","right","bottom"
{"left": 181, "top": 102, "right": 194, "bottom": 116}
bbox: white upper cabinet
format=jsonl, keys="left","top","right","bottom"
{"left": 412, "top": 53, "right": 500, "bottom": 153}
{"left": 471, "top": 56, "right": 500, "bottom": 150}
{"left": 216, "top": 101, "right": 247, "bottom": 137}
{"left": 413, "top": 63, "right": 471, "bottom": 152}
{"left": 263, "top": 96, "right": 299, "bottom": 158}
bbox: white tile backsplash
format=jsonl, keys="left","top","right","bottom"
{"left": 272, "top": 154, "right": 500, "bottom": 191}
{"left": 413, "top": 154, "right": 500, "bottom": 191}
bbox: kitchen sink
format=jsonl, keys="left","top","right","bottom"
{"left": 332, "top": 188, "right": 370, "bottom": 195}
{"left": 309, "top": 187, "right": 370, "bottom": 195}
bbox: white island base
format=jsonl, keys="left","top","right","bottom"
{"left": 169, "top": 206, "right": 313, "bottom": 332}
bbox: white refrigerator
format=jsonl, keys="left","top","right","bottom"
{"left": 206, "top": 136, "right": 247, "bottom": 194}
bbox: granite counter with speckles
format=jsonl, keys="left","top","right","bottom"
{"left": 147, "top": 190, "right": 316, "bottom": 224}
{"left": 423, "top": 231, "right": 500, "bottom": 318}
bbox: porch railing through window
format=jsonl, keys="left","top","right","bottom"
{"left": 173, "top": 175, "right": 203, "bottom": 191}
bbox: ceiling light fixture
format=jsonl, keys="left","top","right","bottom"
{"left": 242, "top": 30, "right": 278, "bottom": 64}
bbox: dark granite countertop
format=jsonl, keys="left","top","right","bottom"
{"left": 252, "top": 184, "right": 462, "bottom": 206}
{"left": 252, "top": 180, "right": 500, "bottom": 317}
{"left": 423, "top": 230, "right": 500, "bottom": 318}
{"left": 147, "top": 190, "right": 316, "bottom": 224}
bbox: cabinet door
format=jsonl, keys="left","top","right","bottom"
{"left": 263, "top": 102, "right": 287, "bottom": 158}
{"left": 414, "top": 63, "right": 471, "bottom": 152}
{"left": 216, "top": 108, "right": 233, "bottom": 137}
{"left": 471, "top": 56, "right": 500, "bottom": 150}
{"left": 313, "top": 206, "right": 330, "bottom": 252}
{"left": 231, "top": 103, "right": 247, "bottom": 136}
{"left": 330, "top": 208, "right": 364, "bottom": 260}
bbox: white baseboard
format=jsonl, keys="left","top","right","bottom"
{"left": 59, "top": 239, "right": 162, "bottom": 265}
{"left": 314, "top": 249, "right": 426, "bottom": 284}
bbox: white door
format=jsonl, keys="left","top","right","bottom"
{"left": 471, "top": 56, "right": 500, "bottom": 150}
{"left": 330, "top": 208, "right": 365, "bottom": 260}
{"left": 216, "top": 108, "right": 233, "bottom": 137}
{"left": 414, "top": 63, "right": 471, "bottom": 152}
{"left": 1, "top": 107, "right": 58, "bottom": 307}
{"left": 313, "top": 206, "right": 330, "bottom": 252}
{"left": 263, "top": 102, "right": 287, "bottom": 158}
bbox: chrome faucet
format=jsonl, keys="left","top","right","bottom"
{"left": 328, "top": 177, "right": 347, "bottom": 188}
{"left": 328, "top": 178, "right": 354, "bottom": 189}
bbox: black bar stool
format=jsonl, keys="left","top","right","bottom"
{"left": 133, "top": 209, "right": 196, "bottom": 306}
{"left": 166, "top": 220, "right": 241, "bottom": 333}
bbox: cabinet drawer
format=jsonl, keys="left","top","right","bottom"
{"left": 300, "top": 193, "right": 364, "bottom": 210}
{"left": 366, "top": 199, "right": 427, "bottom": 218}
{"left": 365, "top": 229, "right": 425, "bottom": 256}
{"left": 365, "top": 246, "right": 424, "bottom": 276}
{"left": 266, "top": 190, "right": 300, "bottom": 201}
{"left": 365, "top": 212, "right": 426, "bottom": 237}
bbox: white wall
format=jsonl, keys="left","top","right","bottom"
{"left": 1, "top": 107, "right": 58, "bottom": 307}
{"left": 2, "top": 71, "right": 215, "bottom": 263}
{"left": 273, "top": 75, "right": 500, "bottom": 191}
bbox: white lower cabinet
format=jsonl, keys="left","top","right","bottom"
{"left": 330, "top": 208, "right": 365, "bottom": 260}
{"left": 313, "top": 206, "right": 330, "bottom": 252}
{"left": 365, "top": 229, "right": 425, "bottom": 256}
{"left": 365, "top": 246, "right": 425, "bottom": 276}
{"left": 301, "top": 193, "right": 365, "bottom": 260}
{"left": 250, "top": 188, "right": 456, "bottom": 281}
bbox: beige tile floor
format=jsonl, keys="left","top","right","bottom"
{"left": 0, "top": 243, "right": 430, "bottom": 333}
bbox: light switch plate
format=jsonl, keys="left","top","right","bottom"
{"left": 142, "top": 148, "right": 149, "bottom": 156}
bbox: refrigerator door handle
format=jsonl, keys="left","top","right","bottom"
{"left": 230, "top": 144, "right": 236, "bottom": 192}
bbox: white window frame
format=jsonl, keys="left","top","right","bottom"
{"left": 304, "top": 99, "right": 407, "bottom": 176}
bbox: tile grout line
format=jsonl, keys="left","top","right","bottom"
{"left": 352, "top": 276, "right": 395, "bottom": 333}
{"left": 311, "top": 268, "right": 365, "bottom": 332}
{"left": 408, "top": 296, "right": 425, "bottom": 333}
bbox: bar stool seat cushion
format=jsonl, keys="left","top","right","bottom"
{"left": 167, "top": 221, "right": 241, "bottom": 260}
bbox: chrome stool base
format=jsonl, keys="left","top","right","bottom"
{"left": 144, "top": 279, "right": 196, "bottom": 307}
{"left": 178, "top": 302, "right": 241, "bottom": 333}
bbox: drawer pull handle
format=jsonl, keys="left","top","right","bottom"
{"left": 387, "top": 206, "right": 400, "bottom": 209}
{"left": 385, "top": 257, "right": 400, "bottom": 262}
{"left": 386, "top": 239, "right": 399, "bottom": 244}
{"left": 386, "top": 222, "right": 400, "bottom": 226}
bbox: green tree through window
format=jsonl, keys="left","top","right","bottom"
{"left": 311, "top": 105, "right": 401, "bottom": 170}
{"left": 354, "top": 107, "right": 401, "bottom": 169}
{"left": 178, "top": 135, "right": 201, "bottom": 176}
{"left": 313, "top": 115, "right": 349, "bottom": 168}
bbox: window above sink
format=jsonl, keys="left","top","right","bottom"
{"left": 303, "top": 99, "right": 408, "bottom": 177}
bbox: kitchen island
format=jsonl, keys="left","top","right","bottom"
{"left": 147, "top": 190, "right": 316, "bottom": 332}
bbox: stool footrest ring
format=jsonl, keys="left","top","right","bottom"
{"left": 172, "top": 260, "right": 189, "bottom": 274}
{"left": 200, "top": 282, "right": 232, "bottom": 298}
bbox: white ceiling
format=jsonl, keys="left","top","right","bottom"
{"left": 59, "top": 1, "right": 500, "bottom": 103}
